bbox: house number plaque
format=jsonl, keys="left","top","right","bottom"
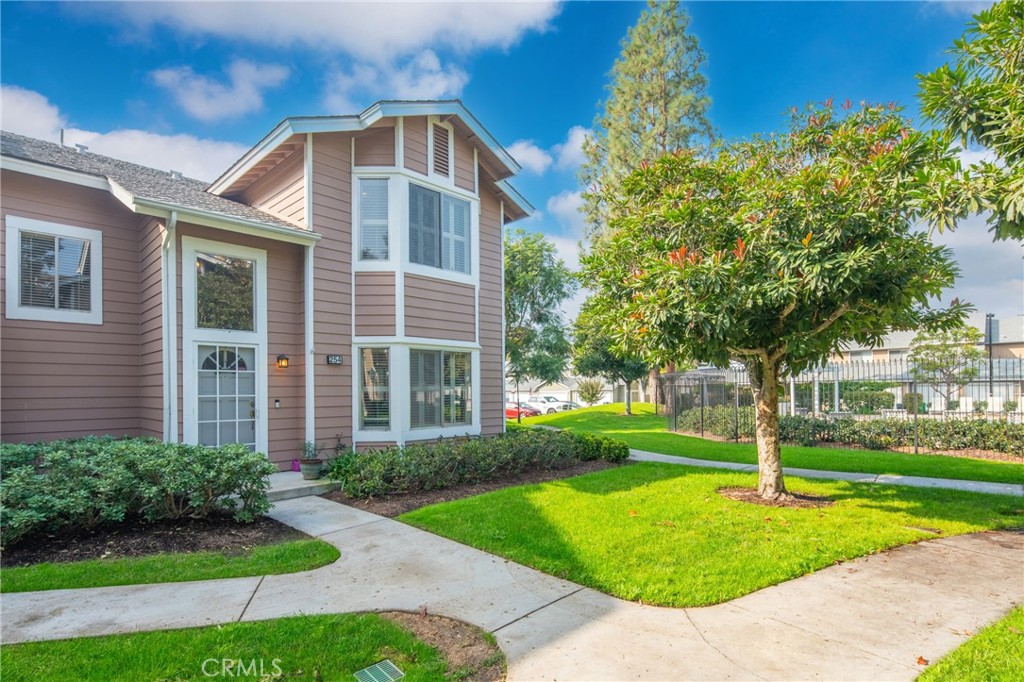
{"left": 326, "top": 355, "right": 343, "bottom": 365}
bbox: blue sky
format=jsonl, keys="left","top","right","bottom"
{"left": 1, "top": 0, "right": 1020, "bottom": 321}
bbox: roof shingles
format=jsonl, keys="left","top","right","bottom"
{"left": 0, "top": 131, "right": 297, "bottom": 229}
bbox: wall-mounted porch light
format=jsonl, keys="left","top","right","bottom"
{"left": 276, "top": 355, "right": 290, "bottom": 369}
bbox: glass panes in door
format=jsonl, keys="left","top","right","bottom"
{"left": 197, "top": 345, "right": 257, "bottom": 450}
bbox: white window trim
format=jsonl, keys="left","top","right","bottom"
{"left": 181, "top": 236, "right": 269, "bottom": 456}
{"left": 4, "top": 215, "right": 104, "bottom": 325}
{"left": 427, "top": 116, "right": 455, "bottom": 187}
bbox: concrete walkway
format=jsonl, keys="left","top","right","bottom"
{"left": 2, "top": 495, "right": 1021, "bottom": 681}
{"left": 630, "top": 449, "right": 1024, "bottom": 496}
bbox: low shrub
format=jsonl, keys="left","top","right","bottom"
{"left": 0, "top": 437, "right": 276, "bottom": 547}
{"left": 672, "top": 408, "right": 1023, "bottom": 455}
{"left": 843, "top": 390, "right": 896, "bottom": 414}
{"left": 326, "top": 429, "right": 629, "bottom": 499}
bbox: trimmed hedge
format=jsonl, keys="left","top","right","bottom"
{"left": 0, "top": 437, "right": 277, "bottom": 547}
{"left": 672, "top": 407, "right": 1023, "bottom": 455}
{"left": 327, "top": 429, "right": 630, "bottom": 498}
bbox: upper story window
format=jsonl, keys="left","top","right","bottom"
{"left": 4, "top": 215, "right": 103, "bottom": 325}
{"left": 358, "top": 178, "right": 389, "bottom": 261}
{"left": 408, "top": 182, "right": 470, "bottom": 274}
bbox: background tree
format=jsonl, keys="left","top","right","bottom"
{"left": 918, "top": 0, "right": 1024, "bottom": 240}
{"left": 581, "top": 102, "right": 968, "bottom": 499}
{"left": 579, "top": 0, "right": 713, "bottom": 406}
{"left": 572, "top": 303, "right": 649, "bottom": 415}
{"left": 909, "top": 326, "right": 984, "bottom": 409}
{"left": 576, "top": 378, "right": 607, "bottom": 407}
{"left": 505, "top": 229, "right": 576, "bottom": 412}
{"left": 580, "top": 0, "right": 713, "bottom": 234}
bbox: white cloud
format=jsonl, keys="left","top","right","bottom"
{"left": 546, "top": 190, "right": 586, "bottom": 234}
{"left": 152, "top": 59, "right": 290, "bottom": 122}
{"left": 323, "top": 50, "right": 469, "bottom": 112}
{"left": 1, "top": 86, "right": 247, "bottom": 182}
{"left": 553, "top": 125, "right": 590, "bottom": 170}
{"left": 507, "top": 139, "right": 553, "bottom": 174}
{"left": 109, "top": 1, "right": 560, "bottom": 63}
{"left": 929, "top": 213, "right": 1024, "bottom": 319}
{"left": 957, "top": 146, "right": 998, "bottom": 168}
{"left": 925, "top": 1, "right": 993, "bottom": 17}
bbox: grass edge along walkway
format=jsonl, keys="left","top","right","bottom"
{"left": 0, "top": 613, "right": 451, "bottom": 682}
{"left": 918, "top": 606, "right": 1024, "bottom": 682}
{"left": 0, "top": 538, "right": 340, "bottom": 593}
{"left": 401, "top": 462, "right": 1024, "bottom": 609}
{"left": 524, "top": 403, "right": 1024, "bottom": 485}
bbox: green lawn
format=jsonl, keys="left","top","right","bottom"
{"left": 526, "top": 403, "right": 1024, "bottom": 484}
{"left": 0, "top": 614, "right": 450, "bottom": 682}
{"left": 918, "top": 607, "right": 1024, "bottom": 681}
{"left": 0, "top": 539, "right": 339, "bottom": 593}
{"left": 401, "top": 463, "right": 1023, "bottom": 607}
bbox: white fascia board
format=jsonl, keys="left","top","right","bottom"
{"left": 133, "top": 198, "right": 322, "bottom": 246}
{"left": 0, "top": 156, "right": 110, "bottom": 191}
{"left": 206, "top": 120, "right": 296, "bottom": 194}
{"left": 495, "top": 180, "right": 534, "bottom": 219}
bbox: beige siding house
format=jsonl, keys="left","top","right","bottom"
{"left": 1, "top": 101, "right": 530, "bottom": 468}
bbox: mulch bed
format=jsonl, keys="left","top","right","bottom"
{"left": 1, "top": 515, "right": 306, "bottom": 567}
{"left": 323, "top": 459, "right": 622, "bottom": 517}
{"left": 381, "top": 611, "right": 504, "bottom": 682}
{"left": 718, "top": 486, "right": 834, "bottom": 509}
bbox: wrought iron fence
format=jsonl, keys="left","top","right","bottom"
{"left": 664, "top": 358, "right": 1024, "bottom": 461}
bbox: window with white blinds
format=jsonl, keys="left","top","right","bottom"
{"left": 409, "top": 183, "right": 470, "bottom": 274}
{"left": 359, "top": 347, "right": 390, "bottom": 430}
{"left": 410, "top": 349, "right": 472, "bottom": 428}
{"left": 358, "top": 178, "right": 389, "bottom": 260}
{"left": 5, "top": 216, "right": 103, "bottom": 324}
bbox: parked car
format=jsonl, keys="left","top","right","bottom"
{"left": 524, "top": 395, "right": 574, "bottom": 414}
{"left": 562, "top": 401, "right": 582, "bottom": 410}
{"left": 506, "top": 402, "right": 541, "bottom": 419}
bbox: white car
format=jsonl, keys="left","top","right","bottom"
{"left": 524, "top": 395, "right": 573, "bottom": 414}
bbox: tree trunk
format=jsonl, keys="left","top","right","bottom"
{"left": 748, "top": 358, "right": 788, "bottom": 499}
{"left": 624, "top": 380, "right": 633, "bottom": 415}
{"left": 648, "top": 367, "right": 661, "bottom": 414}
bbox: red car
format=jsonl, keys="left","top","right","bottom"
{"left": 505, "top": 402, "right": 541, "bottom": 419}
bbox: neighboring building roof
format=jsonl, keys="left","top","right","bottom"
{"left": 0, "top": 131, "right": 303, "bottom": 234}
{"left": 208, "top": 99, "right": 533, "bottom": 220}
{"left": 840, "top": 315, "right": 1024, "bottom": 353}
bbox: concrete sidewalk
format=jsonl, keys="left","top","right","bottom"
{"left": 630, "top": 448, "right": 1024, "bottom": 496}
{"left": 2, "top": 495, "right": 1021, "bottom": 681}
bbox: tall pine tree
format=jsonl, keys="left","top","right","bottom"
{"left": 579, "top": 0, "right": 713, "bottom": 236}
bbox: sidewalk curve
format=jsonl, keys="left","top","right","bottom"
{"left": 629, "top": 448, "right": 1024, "bottom": 497}
{"left": 1, "top": 496, "right": 1020, "bottom": 681}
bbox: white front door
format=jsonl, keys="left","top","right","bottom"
{"left": 182, "top": 237, "right": 268, "bottom": 454}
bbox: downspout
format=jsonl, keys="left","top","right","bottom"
{"left": 304, "top": 133, "right": 316, "bottom": 446}
{"left": 162, "top": 211, "right": 179, "bottom": 442}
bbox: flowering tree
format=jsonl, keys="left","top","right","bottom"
{"left": 581, "top": 102, "right": 968, "bottom": 499}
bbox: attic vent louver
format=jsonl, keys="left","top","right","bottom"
{"left": 432, "top": 124, "right": 450, "bottom": 177}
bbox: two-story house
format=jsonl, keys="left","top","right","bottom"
{"left": 0, "top": 100, "right": 530, "bottom": 467}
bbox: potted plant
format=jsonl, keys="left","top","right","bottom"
{"left": 299, "top": 441, "right": 323, "bottom": 480}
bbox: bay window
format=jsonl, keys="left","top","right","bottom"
{"left": 408, "top": 183, "right": 470, "bottom": 274}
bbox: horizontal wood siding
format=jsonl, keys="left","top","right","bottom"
{"left": 354, "top": 125, "right": 396, "bottom": 167}
{"left": 310, "top": 132, "right": 353, "bottom": 447}
{"left": 355, "top": 271, "right": 396, "bottom": 336}
{"left": 238, "top": 145, "right": 306, "bottom": 227}
{"left": 175, "top": 223, "right": 305, "bottom": 467}
{"left": 453, "top": 129, "right": 476, "bottom": 193}
{"left": 478, "top": 189, "right": 504, "bottom": 435}
{"left": 1, "top": 170, "right": 147, "bottom": 442}
{"left": 138, "top": 217, "right": 165, "bottom": 437}
{"left": 404, "top": 273, "right": 475, "bottom": 342}
{"left": 403, "top": 116, "right": 428, "bottom": 176}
